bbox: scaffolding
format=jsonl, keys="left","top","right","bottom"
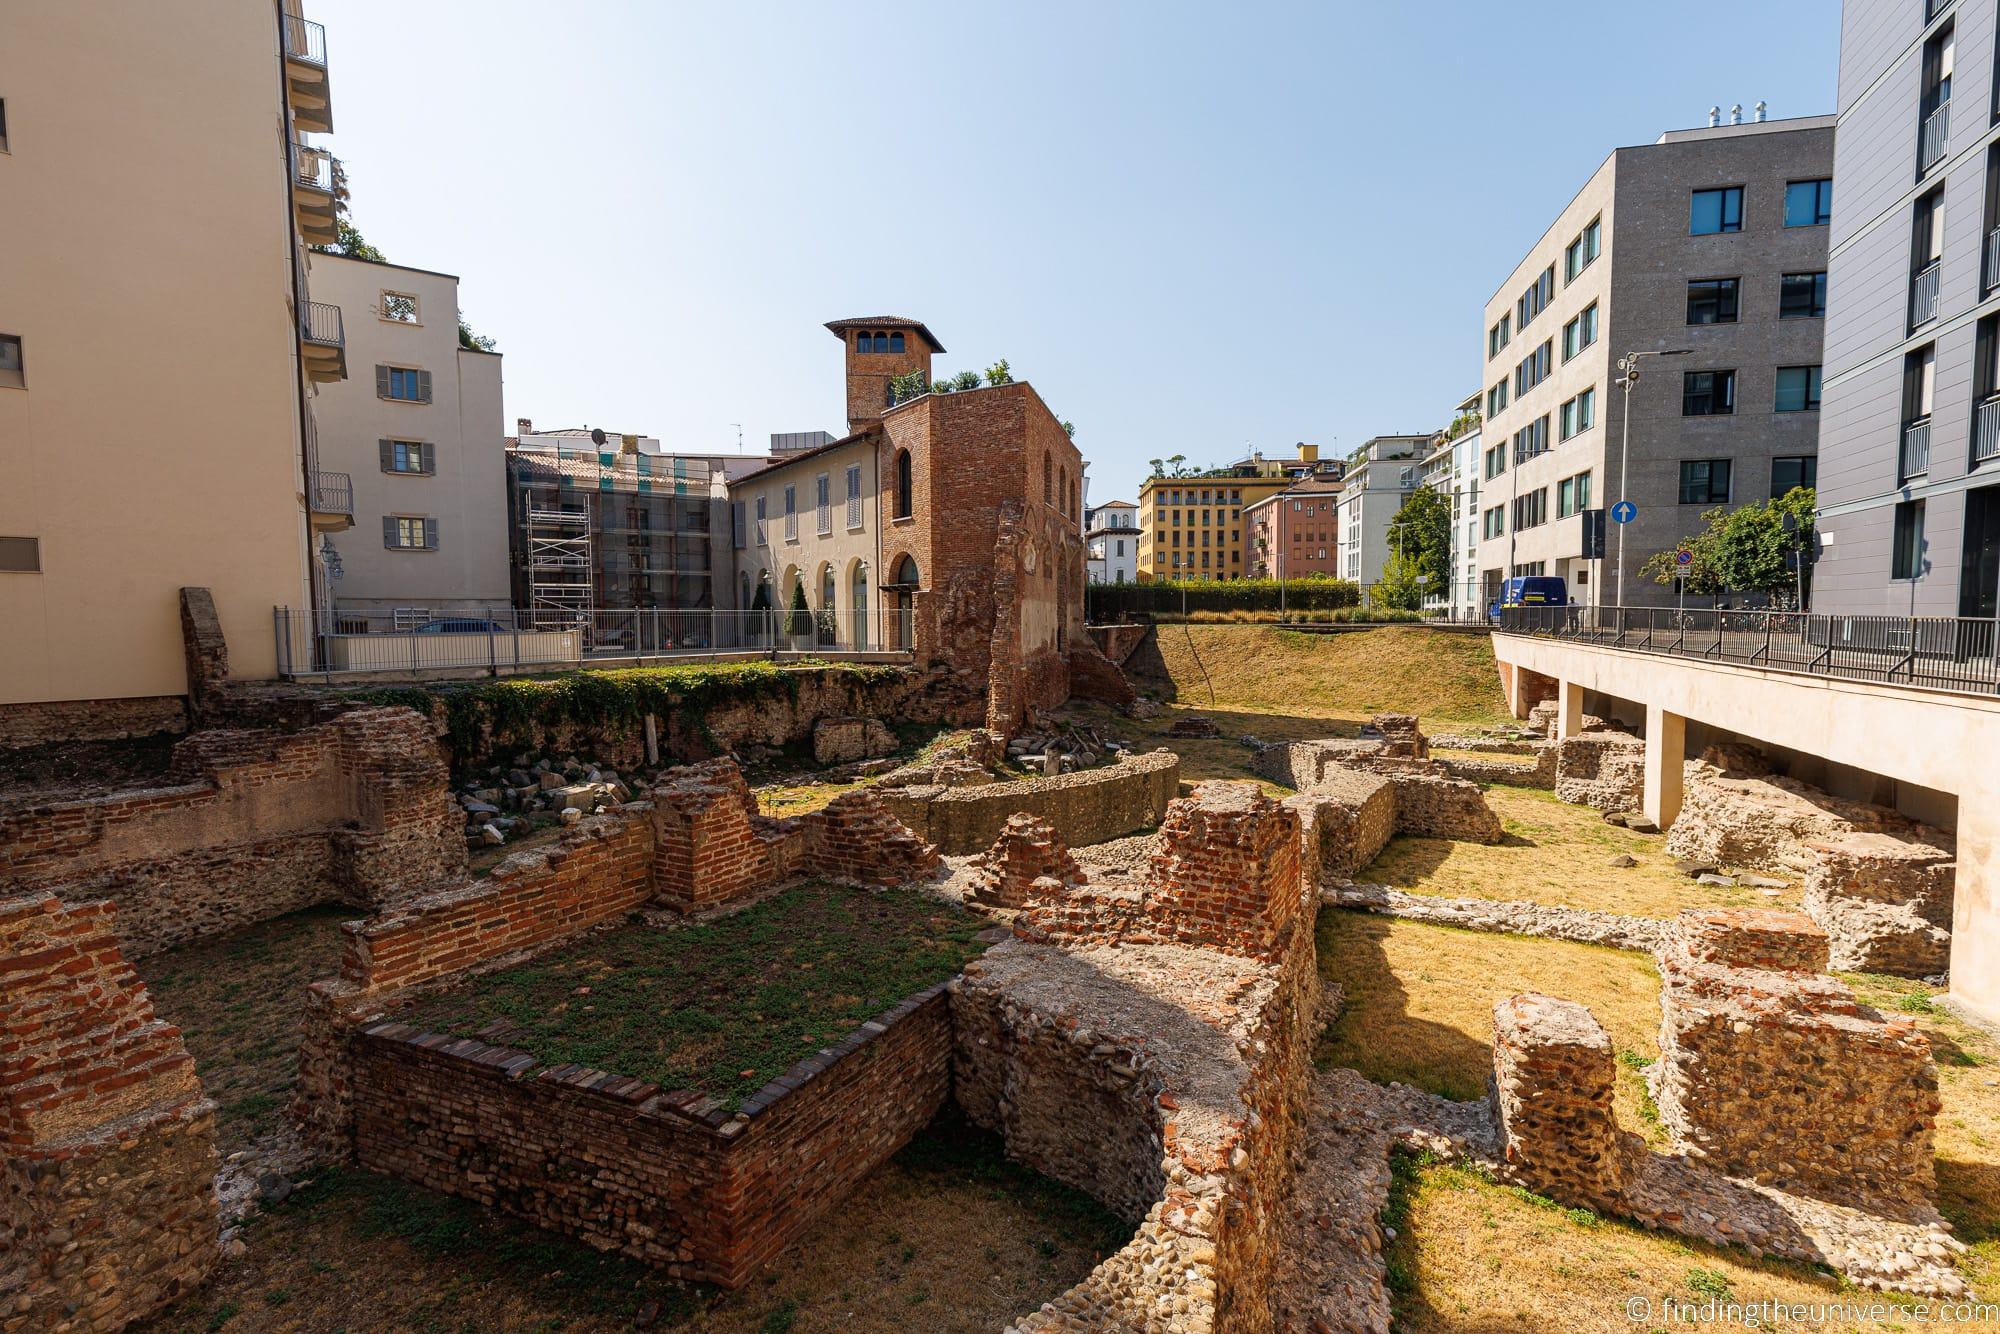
{"left": 525, "top": 498, "right": 593, "bottom": 626}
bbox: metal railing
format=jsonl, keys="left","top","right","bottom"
{"left": 1984, "top": 227, "right": 2000, "bottom": 294}
{"left": 1920, "top": 100, "right": 1951, "bottom": 174}
{"left": 1902, "top": 417, "right": 1933, "bottom": 479}
{"left": 308, "top": 470, "right": 351, "bottom": 517}
{"left": 1910, "top": 259, "right": 1942, "bottom": 327}
{"left": 299, "top": 300, "right": 343, "bottom": 347}
{"left": 1930, "top": 0, "right": 1959, "bottom": 17}
{"left": 1497, "top": 605, "right": 2000, "bottom": 697}
{"left": 1976, "top": 395, "right": 2000, "bottom": 465}
{"left": 274, "top": 605, "right": 913, "bottom": 678}
{"left": 291, "top": 140, "right": 336, "bottom": 193}
{"left": 280, "top": 14, "right": 327, "bottom": 66}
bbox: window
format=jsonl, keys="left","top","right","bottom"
{"left": 378, "top": 439, "right": 433, "bottom": 474}
{"left": 1487, "top": 381, "right": 1508, "bottom": 416}
{"left": 894, "top": 449, "right": 912, "bottom": 518}
{"left": 754, "top": 495, "right": 767, "bottom": 544}
{"left": 380, "top": 291, "right": 420, "bottom": 323}
{"left": 1771, "top": 456, "right": 1818, "bottom": 497}
{"left": 1484, "top": 443, "right": 1507, "bottom": 480}
{"left": 1561, "top": 303, "right": 1598, "bottom": 360}
{"left": 1775, "top": 365, "right": 1823, "bottom": 412}
{"left": 1784, "top": 179, "right": 1833, "bottom": 227}
{"left": 1043, "top": 455, "right": 1052, "bottom": 505}
{"left": 1511, "top": 415, "right": 1549, "bottom": 463}
{"left": 0, "top": 335, "right": 20, "bottom": 389}
{"left": 1512, "top": 487, "right": 1549, "bottom": 531}
{"left": 378, "top": 365, "right": 431, "bottom": 403}
{"left": 1686, "top": 277, "right": 1741, "bottom": 324}
{"left": 0, "top": 99, "right": 8, "bottom": 153}
{"left": 1557, "top": 471, "right": 1593, "bottom": 517}
{"left": 815, "top": 472, "right": 831, "bottom": 535}
{"left": 1780, "top": 271, "right": 1828, "bottom": 319}
{"left": 890, "top": 332, "right": 905, "bottom": 353}
{"left": 1678, "top": 459, "right": 1733, "bottom": 505}
{"left": 1690, "top": 186, "right": 1744, "bottom": 235}
{"left": 783, "top": 484, "right": 797, "bottom": 541}
{"left": 732, "top": 501, "right": 747, "bottom": 550}
{"left": 383, "top": 516, "right": 438, "bottom": 550}
{"left": 1489, "top": 315, "right": 1511, "bottom": 359}
{"left": 1558, "top": 388, "right": 1596, "bottom": 440}
{"left": 846, "top": 464, "right": 863, "bottom": 527}
{"left": 1515, "top": 340, "right": 1553, "bottom": 395}
{"left": 1515, "top": 265, "right": 1557, "bottom": 329}
{"left": 1682, "top": 369, "right": 1736, "bottom": 416}
{"left": 0, "top": 536, "right": 39, "bottom": 572}
{"left": 1893, "top": 500, "right": 1927, "bottom": 578}
{"left": 1564, "top": 216, "right": 1602, "bottom": 281}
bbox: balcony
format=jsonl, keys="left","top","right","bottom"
{"left": 1976, "top": 395, "right": 2000, "bottom": 466}
{"left": 299, "top": 299, "right": 346, "bottom": 383}
{"left": 1929, "top": 0, "right": 1959, "bottom": 20}
{"left": 1910, "top": 259, "right": 1942, "bottom": 329}
{"left": 1902, "top": 417, "right": 1933, "bottom": 482}
{"left": 1919, "top": 100, "right": 1951, "bottom": 175}
{"left": 308, "top": 470, "right": 353, "bottom": 533}
{"left": 280, "top": 13, "right": 332, "bottom": 133}
{"left": 290, "top": 142, "right": 339, "bottom": 246}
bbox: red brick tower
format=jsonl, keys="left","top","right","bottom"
{"left": 825, "top": 317, "right": 943, "bottom": 434}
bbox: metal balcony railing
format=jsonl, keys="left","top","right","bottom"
{"left": 309, "top": 470, "right": 352, "bottom": 517}
{"left": 299, "top": 299, "right": 343, "bottom": 348}
{"left": 1929, "top": 0, "right": 1959, "bottom": 21}
{"left": 281, "top": 14, "right": 327, "bottom": 67}
{"left": 291, "top": 141, "right": 336, "bottom": 194}
{"left": 1902, "top": 417, "right": 1933, "bottom": 480}
{"left": 1975, "top": 395, "right": 2000, "bottom": 465}
{"left": 1920, "top": 100, "right": 1951, "bottom": 174}
{"left": 1986, "top": 227, "right": 2000, "bottom": 295}
{"left": 1911, "top": 259, "right": 1942, "bottom": 328}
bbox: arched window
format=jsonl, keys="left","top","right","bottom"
{"left": 1043, "top": 455, "right": 1053, "bottom": 505}
{"left": 1059, "top": 468, "right": 1069, "bottom": 516}
{"left": 890, "top": 332, "right": 905, "bottom": 353}
{"left": 895, "top": 448, "right": 913, "bottom": 519}
{"left": 873, "top": 332, "right": 890, "bottom": 353}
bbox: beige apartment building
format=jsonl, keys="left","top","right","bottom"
{"left": 729, "top": 434, "right": 885, "bottom": 646}
{"left": 306, "top": 253, "right": 507, "bottom": 620}
{"left": 1476, "top": 114, "right": 1833, "bottom": 608}
{"left": 0, "top": 1, "right": 334, "bottom": 733}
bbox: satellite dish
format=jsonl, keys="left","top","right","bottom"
{"left": 590, "top": 427, "right": 607, "bottom": 447}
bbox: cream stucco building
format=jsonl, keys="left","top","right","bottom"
{"left": 0, "top": 0, "right": 337, "bottom": 733}
{"left": 728, "top": 433, "right": 885, "bottom": 648}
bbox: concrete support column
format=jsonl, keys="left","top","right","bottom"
{"left": 1951, "top": 800, "right": 2000, "bottom": 1025}
{"left": 1556, "top": 679, "right": 1585, "bottom": 741}
{"left": 1499, "top": 663, "right": 1530, "bottom": 720}
{"left": 1643, "top": 703, "right": 1686, "bottom": 830}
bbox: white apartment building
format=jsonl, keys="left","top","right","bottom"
{"left": 1086, "top": 501, "right": 1139, "bottom": 584}
{"left": 307, "top": 253, "right": 506, "bottom": 620}
{"left": 1420, "top": 404, "right": 1483, "bottom": 617}
{"left": 1336, "top": 435, "right": 1427, "bottom": 589}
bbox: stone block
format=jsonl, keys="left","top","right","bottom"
{"left": 811, "top": 715, "right": 897, "bottom": 767}
{"left": 1492, "top": 993, "right": 1631, "bottom": 1210}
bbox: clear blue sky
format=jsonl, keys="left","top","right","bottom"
{"left": 323, "top": 0, "right": 1840, "bottom": 505}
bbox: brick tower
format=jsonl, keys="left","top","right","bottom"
{"left": 825, "top": 317, "right": 944, "bottom": 434}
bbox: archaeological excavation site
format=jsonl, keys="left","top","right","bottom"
{"left": 4, "top": 614, "right": 1997, "bottom": 1333}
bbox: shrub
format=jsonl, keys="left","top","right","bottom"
{"left": 1086, "top": 576, "right": 1362, "bottom": 620}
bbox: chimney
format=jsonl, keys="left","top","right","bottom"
{"left": 1730, "top": 103, "right": 1743, "bottom": 125}
{"left": 1708, "top": 106, "right": 1721, "bottom": 128}
{"left": 1755, "top": 100, "right": 1768, "bottom": 123}
{"left": 516, "top": 417, "right": 534, "bottom": 436}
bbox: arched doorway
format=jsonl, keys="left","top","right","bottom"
{"left": 889, "top": 554, "right": 920, "bottom": 652}
{"left": 818, "top": 562, "right": 838, "bottom": 647}
{"left": 850, "top": 559, "right": 870, "bottom": 650}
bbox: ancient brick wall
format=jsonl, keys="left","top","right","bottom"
{"left": 1438, "top": 745, "right": 1558, "bottom": 789}
{"left": 651, "top": 760, "right": 775, "bottom": 913}
{"left": 1083, "top": 622, "right": 1150, "bottom": 666}
{"left": 1664, "top": 759, "right": 1932, "bottom": 873}
{"left": 968, "top": 814, "right": 1088, "bottom": 909}
{"left": 1653, "top": 908, "right": 1940, "bottom": 1218}
{"left": 1146, "top": 783, "right": 1303, "bottom": 960}
{"left": 179, "top": 586, "right": 232, "bottom": 727}
{"left": 0, "top": 707, "right": 463, "bottom": 956}
{"left": 1554, "top": 732, "right": 1646, "bottom": 811}
{"left": 1804, "top": 834, "right": 1955, "bottom": 976}
{"left": 877, "top": 748, "right": 1180, "bottom": 854}
{"left": 348, "top": 984, "right": 954, "bottom": 1287}
{"left": 0, "top": 695, "right": 188, "bottom": 748}
{"left": 805, "top": 789, "right": 941, "bottom": 886}
{"left": 1065, "top": 642, "right": 1137, "bottom": 710}
{"left": 1285, "top": 768, "right": 1397, "bottom": 879}
{"left": 1378, "top": 771, "right": 1505, "bottom": 844}
{"left": 1, "top": 893, "right": 218, "bottom": 1332}
{"left": 1492, "top": 993, "right": 1634, "bottom": 1213}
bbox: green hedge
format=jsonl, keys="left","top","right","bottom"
{"left": 1086, "top": 576, "right": 1361, "bottom": 620}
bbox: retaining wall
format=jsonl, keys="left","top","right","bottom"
{"left": 878, "top": 748, "right": 1181, "bottom": 854}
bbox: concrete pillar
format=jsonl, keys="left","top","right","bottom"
{"left": 1499, "top": 662, "right": 1531, "bottom": 720}
{"left": 1556, "top": 679, "right": 1584, "bottom": 741}
{"left": 1951, "top": 801, "right": 2000, "bottom": 1026}
{"left": 1643, "top": 703, "right": 1685, "bottom": 830}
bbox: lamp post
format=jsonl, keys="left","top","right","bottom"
{"left": 1613, "top": 349, "right": 1693, "bottom": 608}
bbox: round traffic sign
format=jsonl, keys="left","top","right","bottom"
{"left": 1611, "top": 501, "right": 1638, "bottom": 524}
{"left": 1674, "top": 548, "right": 1694, "bottom": 567}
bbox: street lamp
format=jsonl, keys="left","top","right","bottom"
{"left": 1613, "top": 348, "right": 1693, "bottom": 608}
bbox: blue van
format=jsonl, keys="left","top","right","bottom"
{"left": 1488, "top": 576, "right": 1570, "bottom": 621}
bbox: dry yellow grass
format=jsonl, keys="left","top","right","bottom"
{"left": 1365, "top": 787, "right": 1807, "bottom": 920}
{"left": 1316, "top": 912, "right": 1665, "bottom": 1141}
{"left": 1145, "top": 625, "right": 1510, "bottom": 727}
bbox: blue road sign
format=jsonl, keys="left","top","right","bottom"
{"left": 1611, "top": 500, "right": 1638, "bottom": 524}
{"left": 1675, "top": 548, "right": 1694, "bottom": 567}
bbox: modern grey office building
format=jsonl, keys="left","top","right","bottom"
{"left": 1476, "top": 114, "right": 1835, "bottom": 608}
{"left": 1818, "top": 0, "right": 2000, "bottom": 620}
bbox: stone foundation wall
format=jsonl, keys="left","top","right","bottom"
{"left": 349, "top": 985, "right": 955, "bottom": 1288}
{"left": 1554, "top": 733, "right": 1647, "bottom": 813}
{"left": 1491, "top": 993, "right": 1633, "bottom": 1213}
{"left": 878, "top": 748, "right": 1180, "bottom": 854}
{"left": 1, "top": 894, "right": 218, "bottom": 1332}
{"left": 1066, "top": 643, "right": 1138, "bottom": 709}
{"left": 0, "top": 695, "right": 188, "bottom": 748}
{"left": 1438, "top": 745, "right": 1557, "bottom": 789}
{"left": 1804, "top": 834, "right": 1955, "bottom": 976}
{"left": 1653, "top": 909, "right": 1939, "bottom": 1218}
{"left": 1146, "top": 783, "right": 1303, "bottom": 960}
{"left": 1664, "top": 760, "right": 1932, "bottom": 873}
{"left": 0, "top": 708, "right": 464, "bottom": 956}
{"left": 1379, "top": 770, "right": 1505, "bottom": 844}
{"left": 1251, "top": 730, "right": 1502, "bottom": 849}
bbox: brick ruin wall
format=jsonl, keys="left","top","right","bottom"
{"left": 1, "top": 894, "right": 219, "bottom": 1333}
{"left": 348, "top": 984, "right": 956, "bottom": 1288}
{"left": 0, "top": 707, "right": 464, "bottom": 956}
{"left": 1805, "top": 834, "right": 1955, "bottom": 976}
{"left": 1652, "top": 909, "right": 1939, "bottom": 1218}
{"left": 0, "top": 695, "right": 188, "bottom": 748}
{"left": 1492, "top": 993, "right": 1634, "bottom": 1215}
{"left": 878, "top": 747, "right": 1181, "bottom": 854}
{"left": 1553, "top": 732, "right": 1647, "bottom": 812}
{"left": 1664, "top": 758, "right": 1939, "bottom": 874}
{"left": 1252, "top": 733, "right": 1503, "bottom": 852}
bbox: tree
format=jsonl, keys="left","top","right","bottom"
{"left": 1638, "top": 507, "right": 1731, "bottom": 598}
{"left": 1148, "top": 458, "right": 1166, "bottom": 479}
{"left": 1641, "top": 488, "right": 1816, "bottom": 604}
{"left": 1166, "top": 453, "right": 1188, "bottom": 478}
{"left": 458, "top": 316, "right": 496, "bottom": 352}
{"left": 951, "top": 369, "right": 981, "bottom": 391}
{"left": 749, "top": 578, "right": 773, "bottom": 612}
{"left": 316, "top": 216, "right": 385, "bottom": 262}
{"left": 1385, "top": 486, "right": 1452, "bottom": 591}
{"left": 1061, "top": 420, "right": 1076, "bottom": 439}
{"left": 984, "top": 358, "right": 1013, "bottom": 386}
{"left": 1374, "top": 551, "right": 1428, "bottom": 610}
{"left": 785, "top": 581, "right": 812, "bottom": 637}
{"left": 889, "top": 369, "right": 929, "bottom": 404}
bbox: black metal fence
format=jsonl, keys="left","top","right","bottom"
{"left": 1498, "top": 604, "right": 2000, "bottom": 696}
{"left": 1085, "top": 579, "right": 1364, "bottom": 621}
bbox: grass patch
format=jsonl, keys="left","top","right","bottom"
{"left": 1316, "top": 911, "right": 1665, "bottom": 1140}
{"left": 398, "top": 884, "right": 985, "bottom": 1108}
{"left": 1362, "top": 786, "right": 1803, "bottom": 920}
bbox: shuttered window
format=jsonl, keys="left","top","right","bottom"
{"left": 383, "top": 516, "right": 438, "bottom": 549}
{"left": 376, "top": 365, "right": 433, "bottom": 402}
{"left": 378, "top": 439, "right": 434, "bottom": 474}
{"left": 815, "top": 473, "right": 832, "bottom": 535}
{"left": 846, "top": 465, "right": 863, "bottom": 528}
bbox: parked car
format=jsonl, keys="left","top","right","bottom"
{"left": 1487, "top": 576, "right": 1570, "bottom": 621}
